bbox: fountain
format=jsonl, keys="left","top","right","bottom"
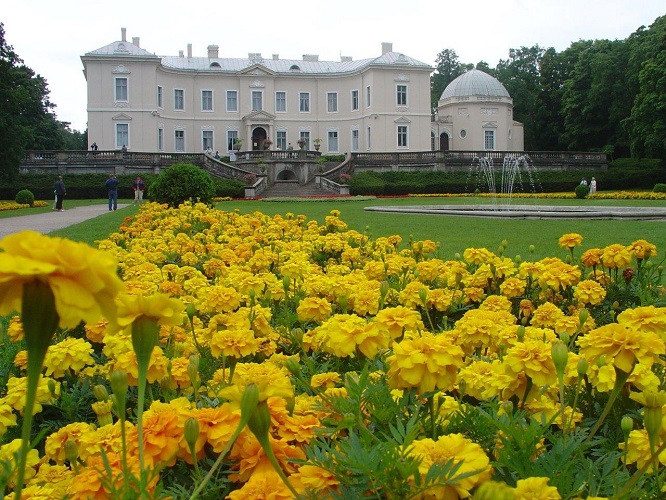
{"left": 469, "top": 155, "right": 539, "bottom": 210}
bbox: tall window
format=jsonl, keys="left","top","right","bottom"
{"left": 398, "top": 125, "right": 408, "bottom": 148}
{"left": 275, "top": 91, "right": 286, "bottom": 112}
{"left": 227, "top": 130, "right": 238, "bottom": 151}
{"left": 175, "top": 130, "right": 185, "bottom": 151}
{"left": 397, "top": 85, "right": 407, "bottom": 106}
{"left": 484, "top": 130, "right": 495, "bottom": 150}
{"left": 327, "top": 130, "right": 339, "bottom": 152}
{"left": 201, "top": 90, "right": 213, "bottom": 111}
{"left": 158, "top": 128, "right": 164, "bottom": 151}
{"left": 299, "top": 131, "right": 310, "bottom": 149}
{"left": 157, "top": 86, "right": 163, "bottom": 108}
{"left": 366, "top": 86, "right": 371, "bottom": 107}
{"left": 226, "top": 90, "right": 238, "bottom": 112}
{"left": 202, "top": 130, "right": 213, "bottom": 151}
{"left": 276, "top": 130, "right": 287, "bottom": 150}
{"left": 327, "top": 92, "right": 338, "bottom": 113}
{"left": 367, "top": 127, "right": 371, "bottom": 150}
{"left": 251, "top": 91, "right": 263, "bottom": 111}
{"left": 116, "top": 123, "right": 129, "bottom": 149}
{"left": 351, "top": 129, "right": 359, "bottom": 151}
{"left": 174, "top": 89, "right": 184, "bottom": 111}
{"left": 115, "top": 77, "right": 128, "bottom": 102}
{"left": 299, "top": 92, "right": 310, "bottom": 112}
{"left": 351, "top": 89, "right": 359, "bottom": 111}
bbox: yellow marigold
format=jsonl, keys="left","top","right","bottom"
{"left": 500, "top": 277, "right": 527, "bottom": 298}
{"left": 407, "top": 433, "right": 492, "bottom": 499}
{"left": 398, "top": 281, "right": 429, "bottom": 309}
{"left": 479, "top": 295, "right": 513, "bottom": 312}
{"left": 44, "top": 422, "right": 96, "bottom": 464}
{"left": 229, "top": 432, "right": 305, "bottom": 483}
{"left": 519, "top": 299, "right": 535, "bottom": 319}
{"left": 0, "top": 230, "right": 124, "bottom": 328}
{"left": 27, "top": 463, "right": 74, "bottom": 499}
{"left": 578, "top": 323, "right": 665, "bottom": 374}
{"left": 573, "top": 280, "right": 607, "bottom": 306}
{"left": 0, "top": 439, "right": 40, "bottom": 488}
{"left": 558, "top": 232, "right": 583, "bottom": 249}
{"left": 580, "top": 248, "right": 603, "bottom": 268}
{"left": 4, "top": 376, "right": 59, "bottom": 414}
{"left": 458, "top": 360, "right": 497, "bottom": 400}
{"left": 6, "top": 315, "right": 24, "bottom": 341}
{"left": 622, "top": 429, "right": 666, "bottom": 469}
{"left": 387, "top": 331, "right": 464, "bottom": 394}
{"left": 43, "top": 337, "right": 95, "bottom": 378}
{"left": 310, "top": 372, "right": 342, "bottom": 390}
{"left": 216, "top": 361, "right": 293, "bottom": 404}
{"left": 350, "top": 285, "right": 381, "bottom": 316}
{"left": 210, "top": 327, "right": 259, "bottom": 359}
{"left": 601, "top": 244, "right": 633, "bottom": 269}
{"left": 168, "top": 355, "right": 197, "bottom": 389}
{"left": 373, "top": 306, "right": 424, "bottom": 339}
{"left": 198, "top": 285, "right": 241, "bottom": 314}
{"left": 227, "top": 469, "right": 295, "bottom": 500}
{"left": 514, "top": 476, "right": 561, "bottom": 500}
{"left": 0, "top": 398, "right": 17, "bottom": 436}
{"left": 463, "top": 286, "right": 486, "bottom": 303}
{"left": 452, "top": 308, "right": 516, "bottom": 355}
{"left": 617, "top": 306, "right": 666, "bottom": 339}
{"left": 296, "top": 296, "right": 333, "bottom": 323}
{"left": 628, "top": 239, "right": 658, "bottom": 260}
{"left": 114, "top": 291, "right": 185, "bottom": 330}
{"left": 504, "top": 339, "right": 558, "bottom": 387}
{"left": 84, "top": 319, "right": 108, "bottom": 344}
{"left": 530, "top": 302, "right": 565, "bottom": 329}
{"left": 316, "top": 314, "right": 390, "bottom": 359}
{"left": 463, "top": 247, "right": 496, "bottom": 265}
{"left": 111, "top": 346, "right": 169, "bottom": 386}
{"left": 191, "top": 404, "right": 242, "bottom": 456}
{"left": 539, "top": 259, "right": 581, "bottom": 290}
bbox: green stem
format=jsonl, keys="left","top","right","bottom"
{"left": 614, "top": 440, "right": 666, "bottom": 499}
{"left": 584, "top": 367, "right": 631, "bottom": 444}
{"left": 258, "top": 435, "right": 300, "bottom": 498}
{"left": 136, "top": 361, "right": 148, "bottom": 499}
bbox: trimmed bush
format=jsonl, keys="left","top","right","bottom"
{"left": 574, "top": 184, "right": 589, "bottom": 199}
{"left": 15, "top": 189, "right": 35, "bottom": 206}
{"left": 149, "top": 163, "right": 215, "bottom": 207}
{"left": 654, "top": 183, "right": 666, "bottom": 193}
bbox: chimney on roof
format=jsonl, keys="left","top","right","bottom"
{"left": 382, "top": 42, "right": 393, "bottom": 55}
{"left": 208, "top": 45, "right": 219, "bottom": 58}
{"left": 303, "top": 54, "right": 319, "bottom": 62}
{"left": 187, "top": 43, "right": 192, "bottom": 58}
{"left": 272, "top": 54, "right": 279, "bottom": 60}
{"left": 179, "top": 50, "right": 184, "bottom": 58}
{"left": 132, "top": 37, "right": 140, "bottom": 48}
{"left": 121, "top": 27, "right": 127, "bottom": 42}
{"left": 341, "top": 56, "right": 352, "bottom": 62}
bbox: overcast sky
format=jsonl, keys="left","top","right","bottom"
{"left": 3, "top": 0, "right": 664, "bottom": 132}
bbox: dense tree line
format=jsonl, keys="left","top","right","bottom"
{"left": 0, "top": 23, "right": 85, "bottom": 180}
{"left": 430, "top": 15, "right": 666, "bottom": 161}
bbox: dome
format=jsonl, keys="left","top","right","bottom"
{"left": 439, "top": 69, "right": 510, "bottom": 100}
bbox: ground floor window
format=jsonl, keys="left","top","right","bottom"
{"left": 227, "top": 130, "right": 239, "bottom": 151}
{"left": 397, "top": 125, "right": 408, "bottom": 148}
{"left": 158, "top": 128, "right": 164, "bottom": 151}
{"left": 367, "top": 127, "right": 371, "bottom": 150}
{"left": 175, "top": 130, "right": 185, "bottom": 152}
{"left": 351, "top": 129, "right": 359, "bottom": 151}
{"left": 276, "top": 130, "right": 287, "bottom": 150}
{"left": 327, "top": 130, "right": 339, "bottom": 152}
{"left": 202, "top": 130, "right": 213, "bottom": 151}
{"left": 299, "top": 131, "right": 310, "bottom": 149}
{"left": 484, "top": 129, "right": 495, "bottom": 150}
{"left": 116, "top": 123, "right": 129, "bottom": 149}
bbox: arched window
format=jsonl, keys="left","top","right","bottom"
{"left": 210, "top": 62, "right": 221, "bottom": 68}
{"left": 289, "top": 64, "right": 301, "bottom": 71}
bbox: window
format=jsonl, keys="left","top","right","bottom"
{"left": 299, "top": 92, "right": 310, "bottom": 112}
{"left": 351, "top": 129, "right": 359, "bottom": 151}
{"left": 299, "top": 131, "right": 310, "bottom": 149}
{"left": 327, "top": 92, "right": 338, "bottom": 113}
{"left": 484, "top": 130, "right": 495, "bottom": 150}
{"left": 398, "top": 125, "right": 408, "bottom": 148}
{"left": 201, "top": 90, "right": 213, "bottom": 111}
{"left": 275, "top": 91, "right": 286, "bottom": 112}
{"left": 366, "top": 86, "right": 371, "bottom": 107}
{"left": 351, "top": 89, "right": 359, "bottom": 111}
{"left": 158, "top": 128, "right": 164, "bottom": 151}
{"left": 116, "top": 123, "right": 129, "bottom": 149}
{"left": 202, "top": 130, "right": 213, "bottom": 151}
{"left": 174, "top": 89, "right": 184, "bottom": 111}
{"left": 251, "top": 91, "right": 263, "bottom": 111}
{"left": 175, "top": 130, "right": 185, "bottom": 151}
{"left": 227, "top": 130, "right": 239, "bottom": 151}
{"left": 397, "top": 84, "right": 407, "bottom": 106}
{"left": 226, "top": 90, "right": 238, "bottom": 112}
{"left": 157, "top": 86, "right": 163, "bottom": 108}
{"left": 327, "top": 130, "right": 339, "bottom": 152}
{"left": 367, "top": 127, "right": 371, "bottom": 150}
{"left": 460, "top": 129, "right": 467, "bottom": 139}
{"left": 115, "top": 77, "right": 128, "bottom": 102}
{"left": 276, "top": 130, "right": 287, "bottom": 151}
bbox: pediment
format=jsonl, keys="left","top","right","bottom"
{"left": 482, "top": 121, "right": 498, "bottom": 128}
{"left": 394, "top": 116, "right": 412, "bottom": 124}
{"left": 240, "top": 64, "right": 277, "bottom": 77}
{"left": 112, "top": 113, "right": 132, "bottom": 120}
{"left": 242, "top": 110, "right": 276, "bottom": 122}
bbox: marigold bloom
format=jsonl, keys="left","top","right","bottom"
{"left": 558, "top": 232, "right": 583, "bottom": 249}
{"left": 530, "top": 302, "right": 565, "bottom": 329}
{"left": 387, "top": 331, "right": 464, "bottom": 394}
{"left": 500, "top": 276, "right": 527, "bottom": 298}
{"left": 315, "top": 314, "right": 390, "bottom": 359}
{"left": 514, "top": 476, "right": 561, "bottom": 500}
{"left": 573, "top": 280, "right": 607, "bottom": 306}
{"left": 296, "top": 296, "right": 333, "bottom": 323}
{"left": 0, "top": 230, "right": 124, "bottom": 328}
{"left": 6, "top": 315, "right": 24, "bottom": 341}
{"left": 227, "top": 469, "right": 295, "bottom": 500}
{"left": 114, "top": 291, "right": 185, "bottom": 331}
{"left": 43, "top": 337, "right": 95, "bottom": 378}
{"left": 373, "top": 306, "right": 424, "bottom": 339}
{"left": 504, "top": 339, "right": 558, "bottom": 387}
{"left": 44, "top": 422, "right": 96, "bottom": 464}
{"left": 578, "top": 323, "right": 665, "bottom": 374}
{"left": 580, "top": 248, "right": 603, "bottom": 268}
{"left": 601, "top": 244, "right": 633, "bottom": 269}
{"left": 229, "top": 432, "right": 305, "bottom": 483}
{"left": 617, "top": 306, "right": 666, "bottom": 339}
{"left": 0, "top": 439, "right": 40, "bottom": 488}
{"left": 84, "top": 319, "right": 108, "bottom": 344}
{"left": 5, "top": 376, "right": 59, "bottom": 414}
{"left": 628, "top": 239, "right": 657, "bottom": 260}
{"left": 622, "top": 429, "right": 666, "bottom": 469}
{"left": 290, "top": 464, "right": 340, "bottom": 497}
{"left": 407, "top": 433, "right": 492, "bottom": 499}
{"left": 0, "top": 398, "right": 17, "bottom": 436}
{"left": 216, "top": 362, "right": 294, "bottom": 404}
{"left": 210, "top": 327, "right": 259, "bottom": 359}
{"left": 310, "top": 372, "right": 342, "bottom": 390}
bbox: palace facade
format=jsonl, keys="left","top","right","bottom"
{"left": 81, "top": 29, "right": 523, "bottom": 154}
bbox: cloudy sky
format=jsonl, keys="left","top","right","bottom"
{"left": 3, "top": 0, "right": 664, "bottom": 132}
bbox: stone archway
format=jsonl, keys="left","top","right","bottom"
{"left": 440, "top": 132, "right": 450, "bottom": 151}
{"left": 252, "top": 127, "right": 268, "bottom": 150}
{"left": 276, "top": 169, "right": 297, "bottom": 181}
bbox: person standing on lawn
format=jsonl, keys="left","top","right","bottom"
{"left": 53, "top": 176, "right": 66, "bottom": 211}
{"left": 132, "top": 176, "right": 146, "bottom": 204}
{"left": 105, "top": 174, "right": 119, "bottom": 211}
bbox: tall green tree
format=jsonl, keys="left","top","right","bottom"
{"left": 430, "top": 49, "right": 468, "bottom": 112}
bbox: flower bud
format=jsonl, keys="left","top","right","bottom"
{"left": 110, "top": 370, "right": 128, "bottom": 400}
{"left": 184, "top": 417, "right": 201, "bottom": 451}
{"left": 380, "top": 280, "right": 390, "bottom": 299}
{"left": 577, "top": 358, "right": 589, "bottom": 377}
{"left": 472, "top": 480, "right": 515, "bottom": 500}
{"left": 64, "top": 439, "right": 78, "bottom": 463}
{"left": 240, "top": 383, "right": 260, "bottom": 425}
{"left": 187, "top": 355, "right": 200, "bottom": 386}
{"left": 247, "top": 401, "right": 272, "bottom": 443}
{"left": 93, "top": 384, "right": 109, "bottom": 402}
{"left": 578, "top": 308, "right": 588, "bottom": 327}
{"left": 516, "top": 326, "right": 525, "bottom": 342}
{"left": 529, "top": 244, "right": 536, "bottom": 253}
{"left": 47, "top": 379, "right": 58, "bottom": 398}
{"left": 501, "top": 400, "right": 514, "bottom": 416}
{"left": 559, "top": 332, "right": 570, "bottom": 345}
{"left": 186, "top": 303, "right": 197, "bottom": 321}
{"left": 418, "top": 288, "right": 428, "bottom": 307}
{"left": 284, "top": 358, "right": 301, "bottom": 377}
{"left": 621, "top": 416, "right": 633, "bottom": 442}
{"left": 551, "top": 342, "right": 569, "bottom": 380}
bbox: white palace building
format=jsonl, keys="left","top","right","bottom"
{"left": 81, "top": 28, "right": 523, "bottom": 154}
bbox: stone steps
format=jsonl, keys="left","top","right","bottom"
{"left": 260, "top": 181, "right": 323, "bottom": 198}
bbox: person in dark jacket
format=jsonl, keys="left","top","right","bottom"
{"left": 53, "top": 176, "right": 66, "bottom": 211}
{"left": 105, "top": 174, "right": 119, "bottom": 211}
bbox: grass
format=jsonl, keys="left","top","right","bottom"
{"left": 3, "top": 195, "right": 662, "bottom": 262}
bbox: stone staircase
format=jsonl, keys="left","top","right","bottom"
{"left": 260, "top": 180, "right": 324, "bottom": 198}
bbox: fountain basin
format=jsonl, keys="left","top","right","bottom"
{"left": 364, "top": 204, "right": 666, "bottom": 220}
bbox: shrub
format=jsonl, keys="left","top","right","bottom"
{"left": 148, "top": 163, "right": 215, "bottom": 207}
{"left": 654, "top": 183, "right": 666, "bottom": 193}
{"left": 14, "top": 189, "right": 35, "bottom": 206}
{"left": 574, "top": 184, "right": 589, "bottom": 199}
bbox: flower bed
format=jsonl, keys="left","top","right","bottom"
{"left": 1, "top": 201, "right": 665, "bottom": 499}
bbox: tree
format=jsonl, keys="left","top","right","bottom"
{"left": 0, "top": 23, "right": 56, "bottom": 179}
{"left": 430, "top": 49, "right": 468, "bottom": 112}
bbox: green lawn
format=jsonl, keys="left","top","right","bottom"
{"left": 4, "top": 196, "right": 661, "bottom": 262}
